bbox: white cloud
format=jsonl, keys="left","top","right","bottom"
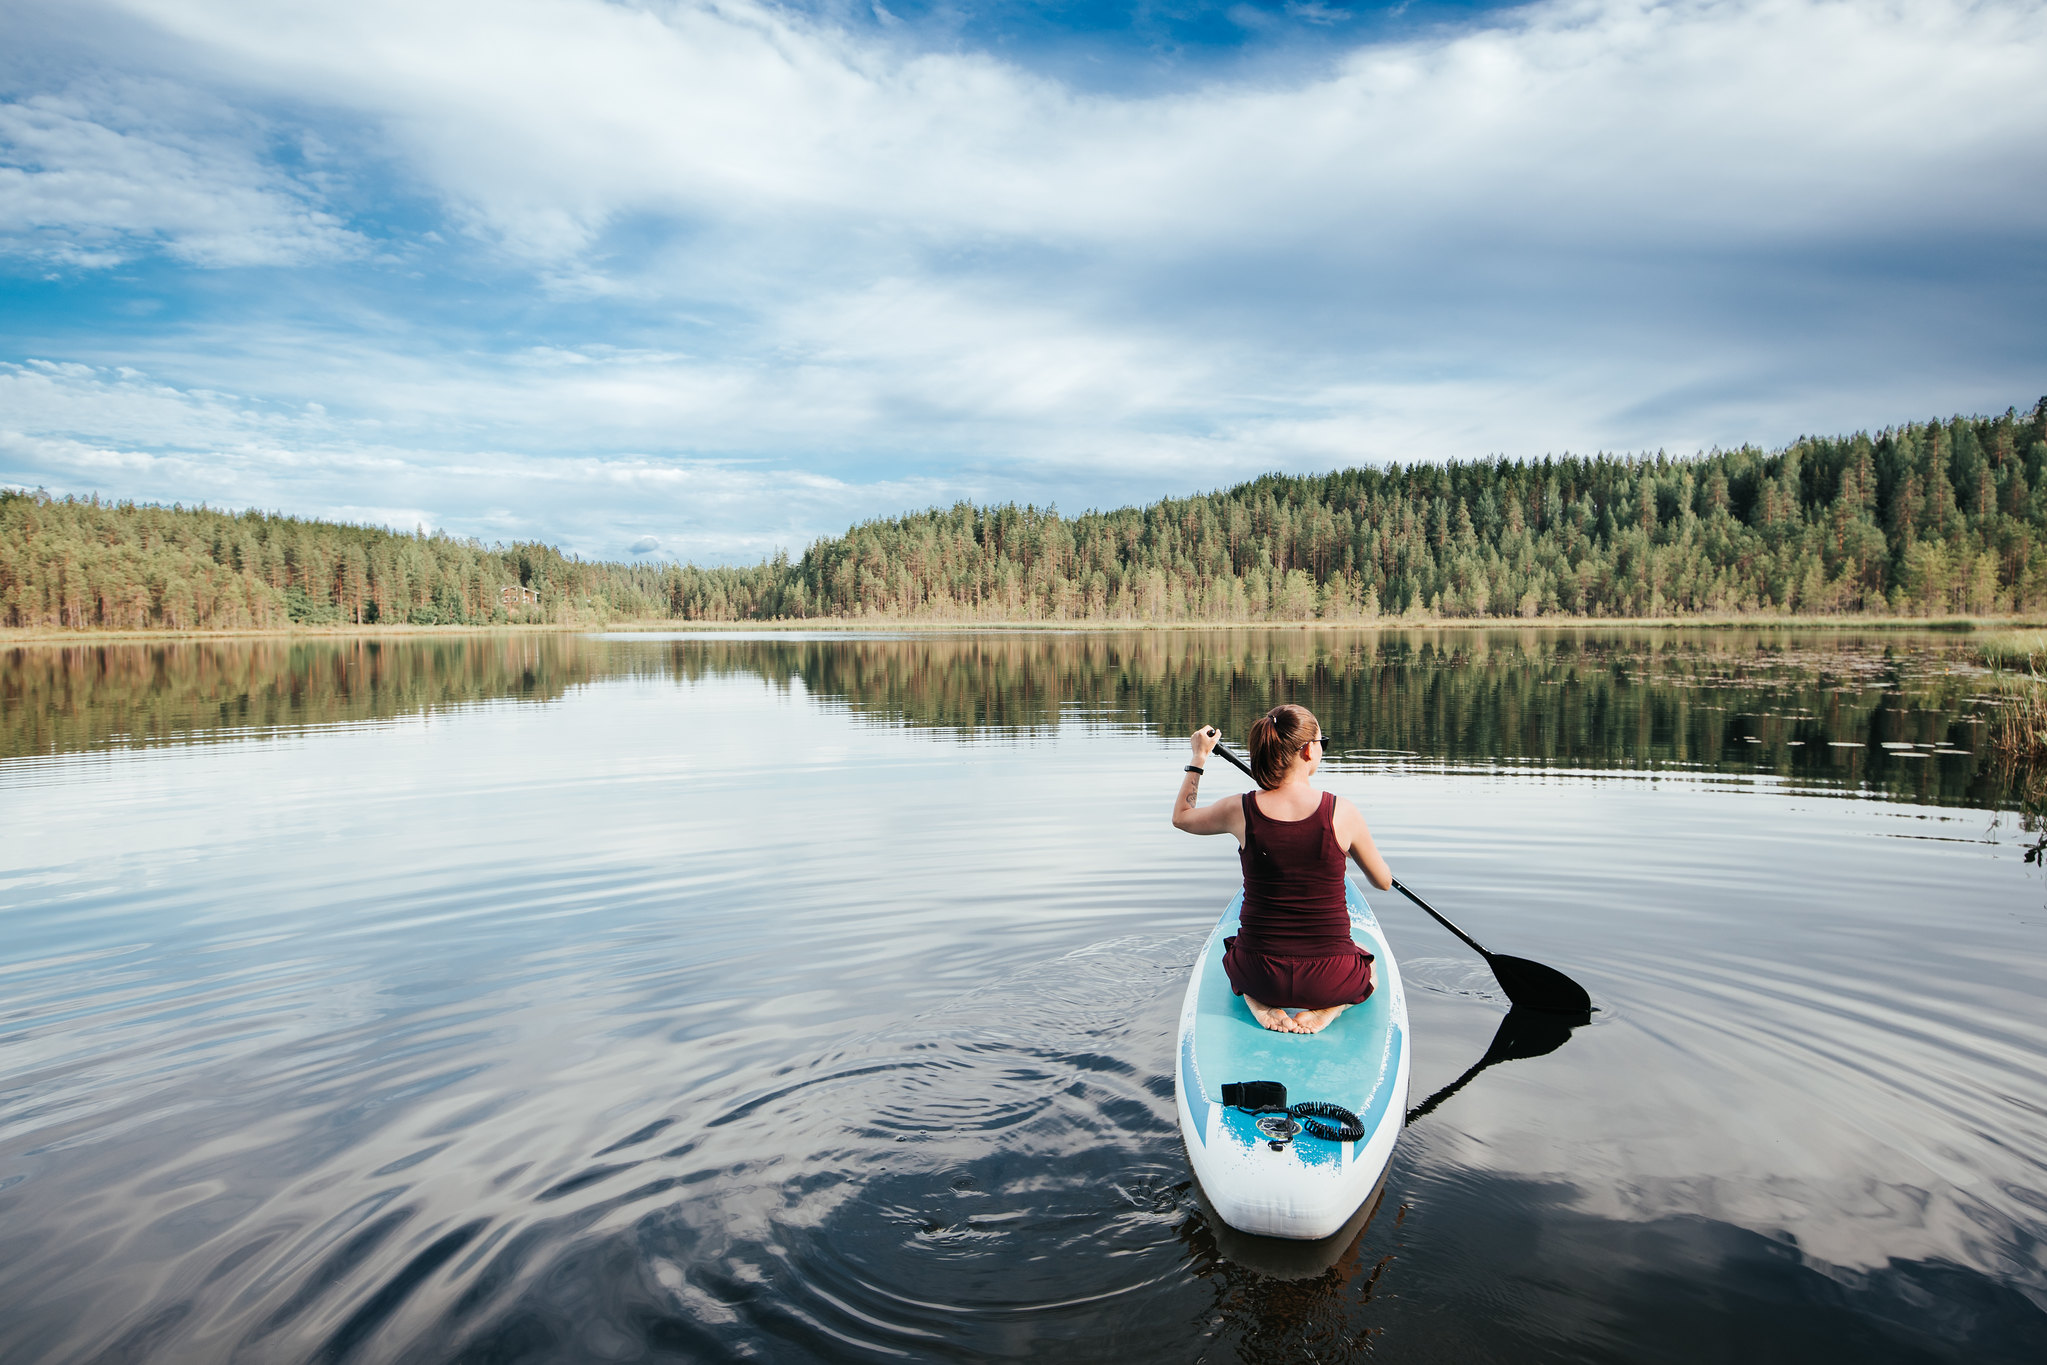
{"left": 0, "top": 359, "right": 970, "bottom": 559}
{"left": 0, "top": 0, "right": 2042, "bottom": 553}
{"left": 0, "top": 85, "right": 361, "bottom": 266}
{"left": 3, "top": 314, "right": 1970, "bottom": 556}
{"left": 1285, "top": 3, "right": 1352, "bottom": 27}
{"left": 97, "top": 0, "right": 2047, "bottom": 260}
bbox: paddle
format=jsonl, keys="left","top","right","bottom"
{"left": 1204, "top": 736, "right": 1594, "bottom": 1016}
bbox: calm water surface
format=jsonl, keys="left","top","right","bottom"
{"left": 2, "top": 629, "right": 2043, "bottom": 1363}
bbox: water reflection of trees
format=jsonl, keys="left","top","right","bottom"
{"left": 652, "top": 629, "right": 2003, "bottom": 808}
{"left": 2, "top": 629, "right": 2013, "bottom": 811}
{"left": 1, "top": 635, "right": 593, "bottom": 759}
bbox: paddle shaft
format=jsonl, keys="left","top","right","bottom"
{"left": 1388, "top": 880, "right": 1493, "bottom": 959}
{"left": 1206, "top": 736, "right": 1494, "bottom": 958}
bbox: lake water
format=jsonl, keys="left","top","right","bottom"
{"left": 3, "top": 628, "right": 2044, "bottom": 1363}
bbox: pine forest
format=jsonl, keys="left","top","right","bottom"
{"left": 4, "top": 403, "right": 2045, "bottom": 631}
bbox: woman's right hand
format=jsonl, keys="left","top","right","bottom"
{"left": 1174, "top": 725, "right": 1245, "bottom": 840}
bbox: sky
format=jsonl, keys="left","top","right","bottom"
{"left": 1, "top": 0, "right": 2043, "bottom": 564}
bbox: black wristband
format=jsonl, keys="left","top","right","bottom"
{"left": 1184, "top": 764, "right": 1205, "bottom": 774}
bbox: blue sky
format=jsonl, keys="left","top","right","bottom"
{"left": 2, "top": 0, "right": 2044, "bottom": 563}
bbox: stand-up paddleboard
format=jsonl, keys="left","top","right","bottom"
{"left": 1175, "top": 880, "right": 1408, "bottom": 1241}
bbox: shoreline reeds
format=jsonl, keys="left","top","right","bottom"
{"left": 1980, "top": 633, "right": 2047, "bottom": 761}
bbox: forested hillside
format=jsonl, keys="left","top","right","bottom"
{"left": 5, "top": 403, "right": 2045, "bottom": 630}
{"left": 0, "top": 497, "right": 676, "bottom": 630}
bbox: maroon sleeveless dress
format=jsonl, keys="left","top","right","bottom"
{"left": 1223, "top": 791, "right": 1376, "bottom": 1009}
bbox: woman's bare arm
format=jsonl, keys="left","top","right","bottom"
{"left": 1171, "top": 726, "right": 1248, "bottom": 844}
{"left": 1332, "top": 795, "right": 1393, "bottom": 889}
{"left": 1173, "top": 793, "right": 1246, "bottom": 840}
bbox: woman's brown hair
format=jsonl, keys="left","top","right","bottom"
{"left": 1247, "top": 704, "right": 1320, "bottom": 790}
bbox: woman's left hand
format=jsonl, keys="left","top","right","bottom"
{"left": 1189, "top": 725, "right": 1219, "bottom": 764}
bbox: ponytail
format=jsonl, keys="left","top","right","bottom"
{"left": 1247, "top": 704, "right": 1318, "bottom": 789}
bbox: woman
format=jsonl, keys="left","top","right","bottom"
{"left": 1171, "top": 704, "right": 1393, "bottom": 1035}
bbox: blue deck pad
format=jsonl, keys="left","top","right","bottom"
{"left": 1191, "top": 886, "right": 1402, "bottom": 1157}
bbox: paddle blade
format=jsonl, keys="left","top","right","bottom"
{"left": 1487, "top": 953, "right": 1593, "bottom": 1015}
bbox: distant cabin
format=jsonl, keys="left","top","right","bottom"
{"left": 500, "top": 584, "right": 539, "bottom": 608}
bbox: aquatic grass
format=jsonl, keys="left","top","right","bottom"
{"left": 1990, "top": 683, "right": 2047, "bottom": 761}
{"left": 1976, "top": 632, "right": 2047, "bottom": 762}
{"left": 1978, "top": 631, "right": 2047, "bottom": 673}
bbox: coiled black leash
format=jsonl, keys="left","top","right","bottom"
{"left": 1289, "top": 1101, "right": 1365, "bottom": 1142}
{"left": 1222, "top": 1082, "right": 1364, "bottom": 1149}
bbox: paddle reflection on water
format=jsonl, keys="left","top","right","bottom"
{"left": 1404, "top": 1006, "right": 1593, "bottom": 1126}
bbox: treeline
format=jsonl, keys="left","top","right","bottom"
{"left": 5, "top": 403, "right": 2045, "bottom": 630}
{"left": 0, "top": 496, "right": 679, "bottom": 631}
{"left": 725, "top": 402, "right": 2047, "bottom": 621}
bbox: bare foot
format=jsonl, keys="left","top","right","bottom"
{"left": 1290, "top": 1004, "right": 1351, "bottom": 1034}
{"left": 1245, "top": 996, "right": 1303, "bottom": 1032}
